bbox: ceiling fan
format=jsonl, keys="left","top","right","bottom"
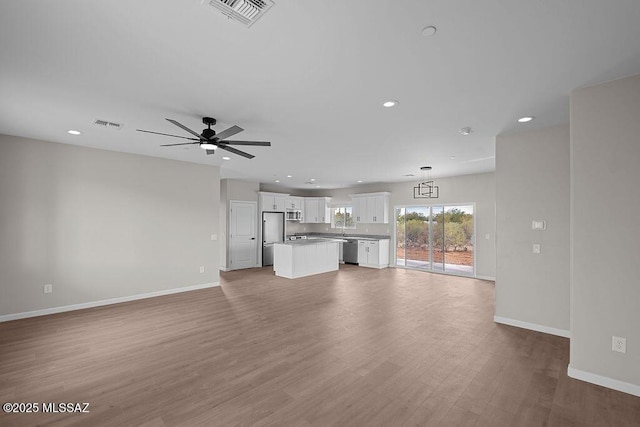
{"left": 136, "top": 117, "right": 271, "bottom": 159}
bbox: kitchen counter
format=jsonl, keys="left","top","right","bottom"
{"left": 273, "top": 239, "right": 340, "bottom": 279}
{"left": 293, "top": 233, "right": 390, "bottom": 241}
{"left": 279, "top": 237, "right": 346, "bottom": 246}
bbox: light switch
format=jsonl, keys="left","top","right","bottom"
{"left": 532, "top": 220, "right": 546, "bottom": 230}
{"left": 485, "top": 233, "right": 490, "bottom": 240}
{"left": 533, "top": 244, "right": 541, "bottom": 254}
{"left": 211, "top": 234, "right": 217, "bottom": 241}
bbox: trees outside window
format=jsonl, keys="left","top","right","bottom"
{"left": 332, "top": 206, "right": 354, "bottom": 229}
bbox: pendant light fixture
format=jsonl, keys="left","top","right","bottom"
{"left": 413, "top": 166, "right": 439, "bottom": 198}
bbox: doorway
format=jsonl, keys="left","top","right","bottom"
{"left": 229, "top": 201, "right": 257, "bottom": 270}
{"left": 395, "top": 204, "right": 475, "bottom": 276}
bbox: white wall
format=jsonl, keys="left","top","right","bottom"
{"left": 0, "top": 135, "right": 220, "bottom": 318}
{"left": 275, "top": 173, "right": 496, "bottom": 279}
{"left": 495, "top": 125, "right": 570, "bottom": 336}
{"left": 570, "top": 74, "right": 640, "bottom": 393}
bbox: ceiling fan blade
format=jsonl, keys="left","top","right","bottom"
{"left": 136, "top": 129, "right": 200, "bottom": 141}
{"left": 221, "top": 140, "right": 271, "bottom": 146}
{"left": 214, "top": 125, "right": 243, "bottom": 141}
{"left": 160, "top": 142, "right": 198, "bottom": 147}
{"left": 206, "top": 149, "right": 215, "bottom": 155}
{"left": 218, "top": 144, "right": 255, "bottom": 159}
{"left": 166, "top": 118, "right": 205, "bottom": 140}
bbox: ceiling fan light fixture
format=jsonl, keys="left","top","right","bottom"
{"left": 200, "top": 143, "right": 216, "bottom": 150}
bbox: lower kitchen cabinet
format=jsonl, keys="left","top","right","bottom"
{"left": 357, "top": 239, "right": 389, "bottom": 269}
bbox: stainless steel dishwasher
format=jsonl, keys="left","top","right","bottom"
{"left": 343, "top": 239, "right": 359, "bottom": 264}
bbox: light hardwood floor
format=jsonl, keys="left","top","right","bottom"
{"left": 1, "top": 266, "right": 639, "bottom": 426}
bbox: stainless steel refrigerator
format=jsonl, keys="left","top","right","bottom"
{"left": 262, "top": 212, "right": 284, "bottom": 266}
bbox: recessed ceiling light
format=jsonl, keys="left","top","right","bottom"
{"left": 309, "top": 178, "right": 316, "bottom": 182}
{"left": 275, "top": 180, "right": 280, "bottom": 183}
{"left": 222, "top": 156, "right": 230, "bottom": 160}
{"left": 422, "top": 26, "right": 437, "bottom": 36}
{"left": 518, "top": 116, "right": 535, "bottom": 123}
{"left": 450, "top": 156, "right": 456, "bottom": 160}
{"left": 316, "top": 185, "right": 320, "bottom": 188}
{"left": 287, "top": 175, "right": 292, "bottom": 178}
{"left": 382, "top": 100, "right": 398, "bottom": 108}
{"left": 67, "top": 130, "right": 81, "bottom": 135}
{"left": 357, "top": 180, "right": 363, "bottom": 183}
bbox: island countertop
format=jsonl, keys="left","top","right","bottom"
{"left": 275, "top": 238, "right": 347, "bottom": 246}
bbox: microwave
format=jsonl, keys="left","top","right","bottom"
{"left": 286, "top": 209, "right": 302, "bottom": 221}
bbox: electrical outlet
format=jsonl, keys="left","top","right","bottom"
{"left": 199, "top": 266, "right": 205, "bottom": 273}
{"left": 485, "top": 233, "right": 490, "bottom": 240}
{"left": 43, "top": 284, "right": 53, "bottom": 294}
{"left": 532, "top": 244, "right": 541, "bottom": 254}
{"left": 612, "top": 336, "right": 626, "bottom": 354}
{"left": 211, "top": 234, "right": 217, "bottom": 241}
{"left": 532, "top": 220, "right": 546, "bottom": 230}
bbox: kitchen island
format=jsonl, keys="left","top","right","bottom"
{"left": 273, "top": 238, "right": 344, "bottom": 279}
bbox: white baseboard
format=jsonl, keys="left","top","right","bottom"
{"left": 220, "top": 266, "right": 229, "bottom": 272}
{"left": 0, "top": 282, "right": 220, "bottom": 323}
{"left": 494, "top": 315, "right": 570, "bottom": 338}
{"left": 476, "top": 275, "right": 496, "bottom": 281}
{"left": 568, "top": 365, "right": 640, "bottom": 397}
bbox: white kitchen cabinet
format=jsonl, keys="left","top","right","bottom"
{"left": 357, "top": 239, "right": 389, "bottom": 269}
{"left": 259, "top": 192, "right": 288, "bottom": 212}
{"left": 352, "top": 196, "right": 367, "bottom": 223}
{"left": 351, "top": 192, "right": 390, "bottom": 224}
{"left": 302, "top": 197, "right": 331, "bottom": 223}
{"left": 274, "top": 240, "right": 339, "bottom": 279}
{"left": 286, "top": 196, "right": 303, "bottom": 210}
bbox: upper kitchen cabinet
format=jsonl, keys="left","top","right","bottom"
{"left": 302, "top": 197, "right": 331, "bottom": 223}
{"left": 285, "top": 196, "right": 304, "bottom": 210}
{"left": 259, "top": 191, "right": 289, "bottom": 212}
{"left": 351, "top": 192, "right": 391, "bottom": 224}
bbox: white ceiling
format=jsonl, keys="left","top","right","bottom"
{"left": 2, "top": 1, "right": 640, "bottom": 189}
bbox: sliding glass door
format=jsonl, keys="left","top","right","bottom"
{"left": 396, "top": 204, "right": 474, "bottom": 276}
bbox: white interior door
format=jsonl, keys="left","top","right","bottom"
{"left": 229, "top": 201, "right": 257, "bottom": 270}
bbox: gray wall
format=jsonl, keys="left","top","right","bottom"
{"left": 219, "top": 179, "right": 259, "bottom": 270}
{"left": 570, "top": 74, "right": 640, "bottom": 387}
{"left": 273, "top": 173, "right": 496, "bottom": 279}
{"left": 0, "top": 135, "right": 220, "bottom": 317}
{"left": 495, "top": 125, "right": 570, "bottom": 334}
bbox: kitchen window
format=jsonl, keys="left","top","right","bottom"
{"left": 331, "top": 206, "right": 355, "bottom": 230}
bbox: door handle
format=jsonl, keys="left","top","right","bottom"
{"left": 251, "top": 237, "right": 256, "bottom": 240}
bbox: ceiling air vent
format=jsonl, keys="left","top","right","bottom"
{"left": 204, "top": 0, "right": 274, "bottom": 27}
{"left": 93, "top": 119, "right": 123, "bottom": 130}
